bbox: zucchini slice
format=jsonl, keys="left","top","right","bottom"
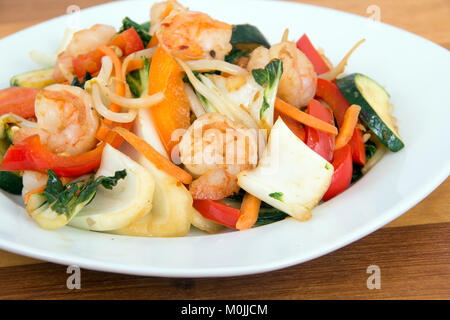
{"left": 10, "top": 68, "right": 56, "bottom": 88}
{"left": 230, "top": 24, "right": 270, "bottom": 50}
{"left": 0, "top": 171, "right": 23, "bottom": 195}
{"left": 337, "top": 73, "right": 404, "bottom": 152}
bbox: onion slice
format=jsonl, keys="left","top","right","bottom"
{"left": 91, "top": 84, "right": 137, "bottom": 123}
{"left": 122, "top": 47, "right": 157, "bottom": 79}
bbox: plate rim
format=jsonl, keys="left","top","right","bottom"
{"left": 0, "top": 0, "right": 448, "bottom": 277}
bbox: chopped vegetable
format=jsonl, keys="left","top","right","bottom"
{"left": 305, "top": 99, "right": 335, "bottom": 162}
{"left": 69, "top": 145, "right": 155, "bottom": 231}
{"left": 296, "top": 34, "right": 330, "bottom": 75}
{"left": 254, "top": 207, "right": 289, "bottom": 227}
{"left": 322, "top": 144, "right": 353, "bottom": 201}
{"left": 194, "top": 199, "right": 241, "bottom": 229}
{"left": 251, "top": 59, "right": 283, "bottom": 128}
{"left": 315, "top": 78, "right": 366, "bottom": 165}
{"left": 119, "top": 17, "right": 152, "bottom": 47}
{"left": 126, "top": 56, "right": 150, "bottom": 98}
{"left": 335, "top": 104, "right": 361, "bottom": 149}
{"left": 275, "top": 97, "right": 338, "bottom": 135}
{"left": 225, "top": 47, "right": 250, "bottom": 64}
{"left": 1, "top": 135, "right": 104, "bottom": 177}
{"left": 236, "top": 193, "right": 261, "bottom": 230}
{"left": 113, "top": 127, "right": 192, "bottom": 185}
{"left": 109, "top": 27, "right": 145, "bottom": 57}
{"left": 148, "top": 47, "right": 191, "bottom": 154}
{"left": 72, "top": 49, "right": 103, "bottom": 80}
{"left": 0, "top": 87, "right": 38, "bottom": 118}
{"left": 71, "top": 71, "right": 92, "bottom": 89}
{"left": 275, "top": 110, "right": 306, "bottom": 142}
{"left": 336, "top": 73, "right": 404, "bottom": 152}
{"left": 230, "top": 24, "right": 271, "bottom": 49}
{"left": 238, "top": 118, "right": 334, "bottom": 221}
{"left": 10, "top": 68, "right": 56, "bottom": 88}
{"left": 27, "top": 167, "right": 126, "bottom": 230}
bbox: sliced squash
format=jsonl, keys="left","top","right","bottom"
{"left": 336, "top": 73, "right": 404, "bottom": 152}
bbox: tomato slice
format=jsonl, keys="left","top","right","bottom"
{"left": 305, "top": 99, "right": 335, "bottom": 162}
{"left": 193, "top": 200, "right": 240, "bottom": 229}
{"left": 72, "top": 49, "right": 103, "bottom": 80}
{"left": 322, "top": 144, "right": 353, "bottom": 201}
{"left": 109, "top": 27, "right": 145, "bottom": 57}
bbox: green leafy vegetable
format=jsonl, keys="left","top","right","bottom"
{"left": 251, "top": 59, "right": 283, "bottom": 120}
{"left": 225, "top": 47, "right": 250, "bottom": 64}
{"left": 269, "top": 191, "right": 284, "bottom": 202}
{"left": 119, "top": 17, "right": 152, "bottom": 47}
{"left": 126, "top": 56, "right": 150, "bottom": 98}
{"left": 42, "top": 169, "right": 127, "bottom": 218}
{"left": 71, "top": 71, "right": 92, "bottom": 89}
{"left": 230, "top": 24, "right": 270, "bottom": 48}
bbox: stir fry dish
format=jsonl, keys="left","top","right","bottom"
{"left": 0, "top": 0, "right": 404, "bottom": 236}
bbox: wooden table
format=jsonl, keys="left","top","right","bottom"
{"left": 0, "top": 0, "right": 449, "bottom": 300}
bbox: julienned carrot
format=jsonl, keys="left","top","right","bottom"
{"left": 112, "top": 127, "right": 192, "bottom": 184}
{"left": 275, "top": 98, "right": 338, "bottom": 136}
{"left": 236, "top": 193, "right": 261, "bottom": 230}
{"left": 335, "top": 104, "right": 361, "bottom": 149}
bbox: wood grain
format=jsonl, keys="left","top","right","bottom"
{"left": 0, "top": 223, "right": 448, "bottom": 300}
{"left": 0, "top": 0, "right": 448, "bottom": 299}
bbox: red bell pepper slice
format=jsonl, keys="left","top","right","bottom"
{"left": 0, "top": 135, "right": 104, "bottom": 177}
{"left": 274, "top": 110, "right": 305, "bottom": 142}
{"left": 193, "top": 199, "right": 240, "bottom": 229}
{"left": 305, "top": 99, "right": 335, "bottom": 162}
{"left": 322, "top": 144, "right": 353, "bottom": 201}
{"left": 72, "top": 49, "right": 103, "bottom": 80}
{"left": 296, "top": 34, "right": 330, "bottom": 75}
{"left": 0, "top": 87, "right": 38, "bottom": 118}
{"left": 109, "top": 27, "right": 144, "bottom": 57}
{"left": 315, "top": 78, "right": 366, "bottom": 165}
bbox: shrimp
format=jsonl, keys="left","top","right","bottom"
{"left": 247, "top": 41, "right": 317, "bottom": 108}
{"left": 15, "top": 84, "right": 99, "bottom": 156}
{"left": 155, "top": 10, "right": 232, "bottom": 60}
{"left": 53, "top": 24, "right": 116, "bottom": 82}
{"left": 179, "top": 113, "right": 258, "bottom": 200}
{"left": 149, "top": 0, "right": 186, "bottom": 36}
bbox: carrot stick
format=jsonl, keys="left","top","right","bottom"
{"left": 112, "top": 127, "right": 192, "bottom": 184}
{"left": 275, "top": 98, "right": 338, "bottom": 135}
{"left": 335, "top": 104, "right": 361, "bottom": 149}
{"left": 236, "top": 193, "right": 261, "bottom": 230}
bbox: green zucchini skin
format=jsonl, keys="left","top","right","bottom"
{"left": 230, "top": 24, "right": 270, "bottom": 49}
{"left": 336, "top": 73, "right": 405, "bottom": 152}
{"left": 0, "top": 171, "right": 23, "bottom": 195}
{"left": 10, "top": 68, "right": 56, "bottom": 88}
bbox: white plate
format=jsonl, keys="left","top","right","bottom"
{"left": 0, "top": 0, "right": 449, "bottom": 277}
